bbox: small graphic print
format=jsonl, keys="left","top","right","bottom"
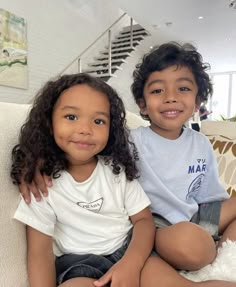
{"left": 186, "top": 174, "right": 205, "bottom": 200}
{"left": 188, "top": 159, "right": 206, "bottom": 174}
{"left": 77, "top": 197, "right": 103, "bottom": 213}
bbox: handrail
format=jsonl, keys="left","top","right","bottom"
{"left": 59, "top": 12, "right": 127, "bottom": 75}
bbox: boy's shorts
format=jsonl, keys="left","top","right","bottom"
{"left": 152, "top": 201, "right": 222, "bottom": 241}
{"left": 55, "top": 231, "right": 132, "bottom": 285}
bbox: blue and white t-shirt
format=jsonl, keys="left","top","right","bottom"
{"left": 131, "top": 126, "right": 229, "bottom": 224}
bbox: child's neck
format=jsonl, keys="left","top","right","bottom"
{"left": 67, "top": 157, "right": 98, "bottom": 182}
{"left": 150, "top": 125, "right": 184, "bottom": 140}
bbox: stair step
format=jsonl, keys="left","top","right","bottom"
{"left": 117, "top": 31, "right": 149, "bottom": 40}
{"left": 112, "top": 42, "right": 139, "bottom": 49}
{"left": 88, "top": 59, "right": 127, "bottom": 67}
{"left": 95, "top": 51, "right": 131, "bottom": 60}
{"left": 87, "top": 71, "right": 117, "bottom": 79}
{"left": 112, "top": 36, "right": 145, "bottom": 45}
{"left": 105, "top": 40, "right": 141, "bottom": 49}
{"left": 84, "top": 65, "right": 122, "bottom": 73}
{"left": 121, "top": 28, "right": 146, "bottom": 35}
{"left": 100, "top": 47, "right": 135, "bottom": 55}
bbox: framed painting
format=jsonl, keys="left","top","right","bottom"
{"left": 0, "top": 8, "right": 27, "bottom": 89}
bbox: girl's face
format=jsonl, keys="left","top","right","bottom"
{"left": 52, "top": 84, "right": 110, "bottom": 167}
{"left": 140, "top": 65, "right": 198, "bottom": 139}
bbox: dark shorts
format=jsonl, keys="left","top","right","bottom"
{"left": 56, "top": 231, "right": 132, "bottom": 285}
{"left": 152, "top": 201, "right": 222, "bottom": 241}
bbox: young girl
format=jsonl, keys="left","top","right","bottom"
{"left": 11, "top": 73, "right": 155, "bottom": 287}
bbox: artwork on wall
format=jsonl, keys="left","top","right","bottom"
{"left": 0, "top": 8, "right": 27, "bottom": 89}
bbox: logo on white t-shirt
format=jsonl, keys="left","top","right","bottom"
{"left": 77, "top": 197, "right": 103, "bottom": 213}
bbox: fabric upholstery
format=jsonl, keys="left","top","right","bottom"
{"left": 0, "top": 102, "right": 30, "bottom": 287}
{"left": 0, "top": 101, "right": 233, "bottom": 286}
{"left": 201, "top": 121, "right": 236, "bottom": 197}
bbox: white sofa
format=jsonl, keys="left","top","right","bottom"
{"left": 0, "top": 102, "right": 235, "bottom": 287}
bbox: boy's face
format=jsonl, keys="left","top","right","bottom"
{"left": 140, "top": 65, "right": 198, "bottom": 139}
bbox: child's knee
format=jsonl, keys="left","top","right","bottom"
{"left": 177, "top": 240, "right": 216, "bottom": 270}
{"left": 220, "top": 197, "right": 236, "bottom": 233}
{"left": 155, "top": 222, "right": 216, "bottom": 270}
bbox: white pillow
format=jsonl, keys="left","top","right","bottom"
{"left": 126, "top": 111, "right": 149, "bottom": 129}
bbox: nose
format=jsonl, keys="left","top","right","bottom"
{"left": 75, "top": 121, "right": 92, "bottom": 135}
{"left": 163, "top": 89, "right": 177, "bottom": 103}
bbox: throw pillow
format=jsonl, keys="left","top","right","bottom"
{"left": 207, "top": 135, "right": 236, "bottom": 197}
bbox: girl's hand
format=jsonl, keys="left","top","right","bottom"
{"left": 19, "top": 171, "right": 52, "bottom": 204}
{"left": 93, "top": 258, "right": 140, "bottom": 287}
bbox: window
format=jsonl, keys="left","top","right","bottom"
{"left": 231, "top": 74, "right": 236, "bottom": 117}
{"left": 210, "top": 74, "right": 229, "bottom": 120}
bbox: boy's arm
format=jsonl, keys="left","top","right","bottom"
{"left": 94, "top": 207, "right": 155, "bottom": 287}
{"left": 19, "top": 170, "right": 52, "bottom": 204}
{"left": 27, "top": 226, "right": 56, "bottom": 287}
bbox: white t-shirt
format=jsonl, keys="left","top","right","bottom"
{"left": 14, "top": 158, "right": 150, "bottom": 256}
{"left": 131, "top": 126, "right": 229, "bottom": 224}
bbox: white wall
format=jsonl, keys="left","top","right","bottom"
{"left": 0, "top": 0, "right": 122, "bottom": 103}
{"left": 108, "top": 35, "right": 153, "bottom": 114}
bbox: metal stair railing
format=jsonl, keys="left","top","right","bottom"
{"left": 59, "top": 13, "right": 136, "bottom": 78}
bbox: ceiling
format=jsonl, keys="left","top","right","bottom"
{"left": 113, "top": 0, "right": 236, "bottom": 73}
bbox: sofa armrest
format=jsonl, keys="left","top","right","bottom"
{"left": 0, "top": 102, "right": 30, "bottom": 286}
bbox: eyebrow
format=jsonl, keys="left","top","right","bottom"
{"left": 147, "top": 77, "right": 195, "bottom": 87}
{"left": 61, "top": 106, "right": 110, "bottom": 118}
{"left": 177, "top": 77, "right": 195, "bottom": 84}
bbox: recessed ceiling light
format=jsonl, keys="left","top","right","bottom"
{"left": 152, "top": 24, "right": 160, "bottom": 29}
{"left": 165, "top": 22, "right": 173, "bottom": 27}
{"left": 198, "top": 16, "right": 204, "bottom": 20}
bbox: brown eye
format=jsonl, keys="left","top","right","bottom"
{"left": 94, "top": 119, "right": 105, "bottom": 125}
{"left": 179, "top": 87, "right": 191, "bottom": 91}
{"left": 151, "top": 89, "right": 163, "bottom": 94}
{"left": 65, "top": 114, "right": 77, "bottom": 121}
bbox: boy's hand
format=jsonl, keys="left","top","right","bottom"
{"left": 93, "top": 258, "right": 140, "bottom": 287}
{"left": 19, "top": 170, "right": 52, "bottom": 204}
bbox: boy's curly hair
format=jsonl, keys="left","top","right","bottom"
{"left": 11, "top": 73, "right": 139, "bottom": 184}
{"left": 131, "top": 42, "right": 213, "bottom": 121}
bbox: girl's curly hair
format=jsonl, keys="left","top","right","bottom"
{"left": 11, "top": 73, "right": 139, "bottom": 184}
{"left": 131, "top": 42, "right": 213, "bottom": 121}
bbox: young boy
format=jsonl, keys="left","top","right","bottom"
{"left": 18, "top": 43, "right": 236, "bottom": 286}
{"left": 130, "top": 42, "right": 236, "bottom": 282}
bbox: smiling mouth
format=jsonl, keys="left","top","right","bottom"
{"left": 72, "top": 141, "right": 94, "bottom": 149}
{"left": 161, "top": 110, "right": 182, "bottom": 117}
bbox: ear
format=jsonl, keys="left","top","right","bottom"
{"left": 195, "top": 96, "right": 201, "bottom": 112}
{"left": 137, "top": 99, "right": 148, "bottom": 116}
{"left": 194, "top": 104, "right": 200, "bottom": 113}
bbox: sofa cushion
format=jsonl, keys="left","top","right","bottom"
{"left": 201, "top": 121, "right": 236, "bottom": 197}
{"left": 0, "top": 102, "right": 30, "bottom": 287}
{"left": 126, "top": 111, "right": 149, "bottom": 129}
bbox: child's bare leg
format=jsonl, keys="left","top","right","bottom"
{"left": 59, "top": 277, "right": 97, "bottom": 287}
{"left": 218, "top": 197, "right": 236, "bottom": 247}
{"left": 141, "top": 256, "right": 236, "bottom": 287}
{"left": 155, "top": 222, "right": 216, "bottom": 270}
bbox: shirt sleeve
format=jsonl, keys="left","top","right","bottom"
{"left": 14, "top": 194, "right": 56, "bottom": 236}
{"left": 195, "top": 137, "right": 229, "bottom": 203}
{"left": 124, "top": 178, "right": 151, "bottom": 216}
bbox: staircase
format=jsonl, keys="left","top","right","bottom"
{"left": 83, "top": 24, "right": 150, "bottom": 82}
